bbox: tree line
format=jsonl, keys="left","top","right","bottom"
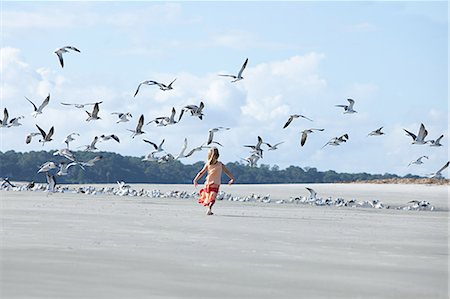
{"left": 0, "top": 150, "right": 420, "bottom": 184}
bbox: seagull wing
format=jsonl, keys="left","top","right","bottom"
{"left": 207, "top": 130, "right": 214, "bottom": 145}
{"left": 92, "top": 103, "right": 100, "bottom": 117}
{"left": 37, "top": 94, "right": 50, "bottom": 112}
{"left": 283, "top": 116, "right": 294, "bottom": 129}
{"left": 25, "top": 97, "right": 38, "bottom": 111}
{"left": 1, "top": 108, "right": 8, "bottom": 124}
{"left": 46, "top": 126, "right": 54, "bottom": 140}
{"left": 218, "top": 74, "right": 237, "bottom": 78}
{"left": 66, "top": 46, "right": 81, "bottom": 52}
{"left": 36, "top": 124, "right": 47, "bottom": 138}
{"left": 237, "top": 58, "right": 248, "bottom": 77}
{"left": 347, "top": 99, "right": 355, "bottom": 109}
{"left": 417, "top": 123, "right": 428, "bottom": 142}
{"left": 300, "top": 131, "right": 308, "bottom": 146}
{"left": 143, "top": 139, "right": 158, "bottom": 150}
{"left": 136, "top": 114, "right": 144, "bottom": 131}
{"left": 56, "top": 52, "right": 64, "bottom": 68}
{"left": 436, "top": 161, "right": 450, "bottom": 175}
{"left": 403, "top": 129, "right": 417, "bottom": 141}
{"left": 134, "top": 83, "right": 144, "bottom": 97}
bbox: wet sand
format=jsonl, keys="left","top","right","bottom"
{"left": 1, "top": 184, "right": 448, "bottom": 298}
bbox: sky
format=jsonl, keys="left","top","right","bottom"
{"left": 1, "top": 1, "right": 448, "bottom": 177}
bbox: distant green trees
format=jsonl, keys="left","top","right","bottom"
{"left": 0, "top": 150, "right": 417, "bottom": 184}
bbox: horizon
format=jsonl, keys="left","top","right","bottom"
{"left": 1, "top": 1, "right": 448, "bottom": 178}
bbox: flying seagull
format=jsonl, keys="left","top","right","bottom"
{"left": 53, "top": 148, "right": 76, "bottom": 161}
{"left": 38, "top": 161, "right": 57, "bottom": 173}
{"left": 60, "top": 101, "right": 102, "bottom": 109}
{"left": 265, "top": 141, "right": 284, "bottom": 151}
{"left": 63, "top": 133, "right": 80, "bottom": 148}
{"left": 283, "top": 114, "right": 313, "bottom": 129}
{"left": 80, "top": 155, "right": 102, "bottom": 168}
{"left": 322, "top": 134, "right": 349, "bottom": 149}
{"left": 336, "top": 99, "right": 357, "bottom": 114}
{"left": 134, "top": 78, "right": 177, "bottom": 96}
{"left": 54, "top": 46, "right": 80, "bottom": 68}
{"left": 25, "top": 132, "right": 41, "bottom": 144}
{"left": 7, "top": 116, "right": 24, "bottom": 128}
{"left": 0, "top": 108, "right": 8, "bottom": 128}
{"left": 111, "top": 112, "right": 132, "bottom": 123}
{"left": 99, "top": 134, "right": 120, "bottom": 143}
{"left": 128, "top": 114, "right": 145, "bottom": 138}
{"left": 207, "top": 127, "right": 230, "bottom": 145}
{"left": 408, "top": 156, "right": 428, "bottom": 166}
{"left": 244, "top": 136, "right": 265, "bottom": 158}
{"left": 86, "top": 102, "right": 101, "bottom": 121}
{"left": 36, "top": 124, "right": 54, "bottom": 146}
{"left": 404, "top": 123, "right": 428, "bottom": 144}
{"left": 179, "top": 101, "right": 205, "bottom": 121}
{"left": 368, "top": 127, "right": 385, "bottom": 136}
{"left": 218, "top": 58, "right": 248, "bottom": 82}
{"left": 429, "top": 161, "right": 449, "bottom": 179}
{"left": 300, "top": 128, "right": 325, "bottom": 147}
{"left": 143, "top": 139, "right": 165, "bottom": 154}
{"left": 25, "top": 94, "right": 50, "bottom": 118}
{"left": 428, "top": 134, "right": 444, "bottom": 147}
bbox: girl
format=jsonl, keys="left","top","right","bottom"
{"left": 193, "top": 147, "right": 235, "bottom": 215}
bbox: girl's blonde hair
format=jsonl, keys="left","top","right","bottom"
{"left": 207, "top": 147, "right": 219, "bottom": 165}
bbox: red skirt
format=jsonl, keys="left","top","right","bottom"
{"left": 198, "top": 185, "right": 219, "bottom": 206}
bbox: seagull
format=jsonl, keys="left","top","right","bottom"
{"left": 241, "top": 153, "right": 260, "bottom": 167}
{"left": 428, "top": 134, "right": 444, "bottom": 147}
{"left": 128, "top": 114, "right": 145, "bottom": 138}
{"left": 184, "top": 143, "right": 212, "bottom": 158}
{"left": 56, "top": 161, "right": 81, "bottom": 176}
{"left": 322, "top": 134, "right": 349, "bottom": 149}
{"left": 53, "top": 148, "right": 76, "bottom": 161}
{"left": 25, "top": 94, "right": 50, "bottom": 118}
{"left": 99, "top": 134, "right": 120, "bottom": 143}
{"left": 0, "top": 108, "right": 8, "bottom": 128}
{"left": 142, "top": 152, "right": 159, "bottom": 162}
{"left": 179, "top": 101, "right": 205, "bottom": 121}
{"left": 408, "top": 156, "right": 428, "bottom": 166}
{"left": 265, "top": 141, "right": 285, "bottom": 151}
{"left": 429, "top": 161, "right": 449, "bottom": 179}
{"left": 25, "top": 132, "right": 41, "bottom": 144}
{"left": 85, "top": 102, "right": 101, "bottom": 121}
{"left": 207, "top": 127, "right": 230, "bottom": 145}
{"left": 174, "top": 138, "right": 188, "bottom": 160}
{"left": 111, "top": 112, "right": 132, "bottom": 123}
{"left": 143, "top": 139, "right": 165, "bottom": 154}
{"left": 54, "top": 46, "right": 81, "bottom": 68}
{"left": 147, "top": 107, "right": 179, "bottom": 126}
{"left": 218, "top": 58, "right": 248, "bottom": 82}
{"left": 335, "top": 99, "right": 357, "bottom": 114}
{"left": 300, "top": 128, "right": 325, "bottom": 146}
{"left": 81, "top": 136, "right": 99, "bottom": 151}
{"left": 368, "top": 127, "right": 385, "bottom": 136}
{"left": 244, "top": 136, "right": 265, "bottom": 158}
{"left": 283, "top": 114, "right": 313, "bottom": 129}
{"left": 404, "top": 123, "right": 428, "bottom": 144}
{"left": 7, "top": 116, "right": 24, "bottom": 127}
{"left": 36, "top": 124, "right": 54, "bottom": 146}
{"left": 46, "top": 172, "right": 56, "bottom": 193}
{"left": 305, "top": 187, "right": 318, "bottom": 200}
{"left": 80, "top": 155, "right": 102, "bottom": 167}
{"left": 63, "top": 133, "right": 80, "bottom": 148}
{"left": 61, "top": 101, "right": 102, "bottom": 109}
{"left": 38, "top": 161, "right": 57, "bottom": 173}
{"left": 134, "top": 79, "right": 176, "bottom": 96}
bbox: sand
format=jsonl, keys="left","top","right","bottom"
{"left": 1, "top": 183, "right": 448, "bottom": 298}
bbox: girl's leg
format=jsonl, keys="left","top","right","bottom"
{"left": 207, "top": 192, "right": 217, "bottom": 215}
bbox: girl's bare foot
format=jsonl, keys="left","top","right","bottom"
{"left": 206, "top": 210, "right": 214, "bottom": 215}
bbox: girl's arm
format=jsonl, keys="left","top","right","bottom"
{"left": 222, "top": 164, "right": 235, "bottom": 185}
{"left": 193, "top": 164, "right": 208, "bottom": 187}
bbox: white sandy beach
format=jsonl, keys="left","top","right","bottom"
{"left": 1, "top": 183, "right": 448, "bottom": 298}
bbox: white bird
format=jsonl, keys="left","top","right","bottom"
{"left": 244, "top": 136, "right": 265, "bottom": 158}
{"left": 241, "top": 153, "right": 260, "bottom": 167}
{"left": 429, "top": 161, "right": 449, "bottom": 179}
{"left": 99, "top": 134, "right": 120, "bottom": 143}
{"left": 368, "top": 127, "right": 385, "bottom": 136}
{"left": 85, "top": 102, "right": 101, "bottom": 121}
{"left": 404, "top": 123, "right": 428, "bottom": 144}
{"left": 207, "top": 127, "right": 230, "bottom": 145}
{"left": 80, "top": 155, "right": 102, "bottom": 167}
{"left": 300, "top": 128, "right": 325, "bottom": 146}
{"left": 36, "top": 124, "right": 54, "bottom": 146}
{"left": 61, "top": 101, "right": 102, "bottom": 109}
{"left": 128, "top": 114, "right": 145, "bottom": 138}
{"left": 283, "top": 114, "right": 313, "bottom": 129}
{"left": 63, "top": 133, "right": 80, "bottom": 148}
{"left": 218, "top": 58, "right": 248, "bottom": 82}
{"left": 56, "top": 161, "right": 81, "bottom": 176}
{"left": 134, "top": 79, "right": 176, "bottom": 96}
{"left": 46, "top": 172, "right": 56, "bottom": 192}
{"left": 54, "top": 46, "right": 81, "bottom": 68}
{"left": 174, "top": 138, "right": 189, "bottom": 160}
{"left": 25, "top": 132, "right": 41, "bottom": 144}
{"left": 38, "top": 161, "right": 57, "bottom": 173}
{"left": 147, "top": 107, "right": 180, "bottom": 126}
{"left": 305, "top": 187, "right": 318, "bottom": 201}
{"left": 111, "top": 112, "right": 132, "bottom": 123}
{"left": 25, "top": 94, "right": 50, "bottom": 118}
{"left": 322, "top": 134, "right": 349, "bottom": 149}
{"left": 428, "top": 134, "right": 444, "bottom": 147}
{"left": 408, "top": 155, "right": 428, "bottom": 166}
{"left": 143, "top": 139, "right": 165, "bottom": 154}
{"left": 142, "top": 152, "right": 159, "bottom": 162}
{"left": 183, "top": 143, "right": 211, "bottom": 158}
{"left": 53, "top": 148, "right": 76, "bottom": 161}
{"left": 81, "top": 136, "right": 99, "bottom": 151}
{"left": 0, "top": 108, "right": 8, "bottom": 127}
{"left": 7, "top": 116, "right": 24, "bottom": 127}
{"left": 335, "top": 99, "right": 357, "bottom": 114}
{"left": 179, "top": 101, "right": 205, "bottom": 121}
{"left": 265, "top": 141, "right": 284, "bottom": 151}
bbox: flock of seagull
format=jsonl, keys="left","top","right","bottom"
{"left": 1, "top": 45, "right": 448, "bottom": 192}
